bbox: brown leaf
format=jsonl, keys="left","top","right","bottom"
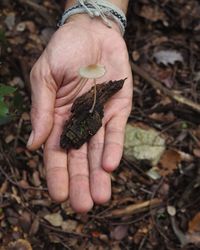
{"left": 158, "top": 149, "right": 182, "bottom": 176}
{"left": 19, "top": 211, "right": 32, "bottom": 233}
{"left": 61, "top": 219, "right": 78, "bottom": 232}
{"left": 133, "top": 225, "right": 150, "bottom": 245}
{"left": 7, "top": 239, "right": 32, "bottom": 250}
{"left": 29, "top": 217, "right": 40, "bottom": 236}
{"left": 193, "top": 148, "right": 200, "bottom": 158}
{"left": 188, "top": 212, "right": 200, "bottom": 233}
{"left": 44, "top": 213, "right": 63, "bottom": 227}
{"left": 140, "top": 5, "right": 167, "bottom": 22}
{"left": 110, "top": 225, "right": 129, "bottom": 241}
{"left": 149, "top": 112, "right": 176, "bottom": 123}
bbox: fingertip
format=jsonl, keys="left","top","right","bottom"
{"left": 90, "top": 169, "right": 111, "bottom": 204}
{"left": 47, "top": 167, "right": 69, "bottom": 203}
{"left": 49, "top": 189, "right": 69, "bottom": 203}
{"left": 69, "top": 176, "right": 93, "bottom": 213}
{"left": 102, "top": 146, "right": 122, "bottom": 172}
{"left": 70, "top": 199, "right": 94, "bottom": 213}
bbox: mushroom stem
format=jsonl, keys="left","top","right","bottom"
{"left": 89, "top": 79, "right": 97, "bottom": 113}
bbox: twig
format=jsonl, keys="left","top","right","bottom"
{"left": 170, "top": 216, "right": 188, "bottom": 247}
{"left": 0, "top": 165, "right": 47, "bottom": 191}
{"left": 0, "top": 142, "right": 47, "bottom": 191}
{"left": 40, "top": 221, "right": 89, "bottom": 238}
{"left": 18, "top": 0, "right": 55, "bottom": 26}
{"left": 108, "top": 198, "right": 162, "bottom": 217}
{"left": 13, "top": 117, "right": 23, "bottom": 156}
{"left": 131, "top": 62, "right": 200, "bottom": 113}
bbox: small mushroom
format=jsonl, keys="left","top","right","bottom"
{"left": 79, "top": 64, "right": 106, "bottom": 113}
{"left": 79, "top": 64, "right": 106, "bottom": 79}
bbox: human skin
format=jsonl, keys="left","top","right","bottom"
{"left": 27, "top": 0, "right": 132, "bottom": 213}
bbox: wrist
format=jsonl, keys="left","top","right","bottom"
{"left": 65, "top": 13, "right": 122, "bottom": 35}
{"left": 61, "top": 1, "right": 127, "bottom": 35}
{"left": 65, "top": 0, "right": 129, "bottom": 14}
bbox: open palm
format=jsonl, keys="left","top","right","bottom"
{"left": 28, "top": 15, "right": 133, "bottom": 212}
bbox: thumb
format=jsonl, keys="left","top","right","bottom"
{"left": 27, "top": 63, "right": 57, "bottom": 150}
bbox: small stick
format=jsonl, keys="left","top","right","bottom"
{"left": 131, "top": 62, "right": 200, "bottom": 113}
{"left": 18, "top": 0, "right": 55, "bottom": 26}
{"left": 108, "top": 198, "right": 162, "bottom": 217}
{"left": 89, "top": 79, "right": 97, "bottom": 113}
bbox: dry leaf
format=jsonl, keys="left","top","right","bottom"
{"left": 158, "top": 149, "right": 193, "bottom": 176}
{"left": 149, "top": 112, "right": 176, "bottom": 123}
{"left": 7, "top": 239, "right": 32, "bottom": 250}
{"left": 124, "top": 124, "right": 165, "bottom": 166}
{"left": 61, "top": 219, "right": 78, "bottom": 232}
{"left": 158, "top": 149, "right": 181, "bottom": 176}
{"left": 44, "top": 213, "right": 63, "bottom": 227}
{"left": 5, "top": 134, "right": 15, "bottom": 144}
{"left": 193, "top": 148, "right": 200, "bottom": 158}
{"left": 188, "top": 212, "right": 200, "bottom": 233}
{"left": 110, "top": 225, "right": 129, "bottom": 241}
{"left": 153, "top": 50, "right": 183, "bottom": 66}
{"left": 140, "top": 5, "right": 166, "bottom": 22}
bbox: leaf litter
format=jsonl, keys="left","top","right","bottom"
{"left": 1, "top": 0, "right": 200, "bottom": 249}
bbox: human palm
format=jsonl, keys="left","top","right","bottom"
{"left": 28, "top": 15, "right": 133, "bottom": 212}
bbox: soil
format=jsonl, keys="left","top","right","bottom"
{"left": 0, "top": 0, "right": 200, "bottom": 249}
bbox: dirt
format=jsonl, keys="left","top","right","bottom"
{"left": 0, "top": 0, "right": 200, "bottom": 249}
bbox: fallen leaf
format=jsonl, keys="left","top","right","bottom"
{"left": 5, "top": 134, "right": 15, "bottom": 144}
{"left": 158, "top": 149, "right": 181, "bottom": 176}
{"left": 132, "top": 50, "right": 140, "bottom": 61}
{"left": 188, "top": 212, "right": 200, "bottom": 233}
{"left": 133, "top": 225, "right": 150, "bottom": 245}
{"left": 153, "top": 50, "right": 184, "bottom": 66}
{"left": 61, "top": 219, "right": 78, "bottom": 232}
{"left": 124, "top": 124, "right": 165, "bottom": 166}
{"left": 158, "top": 149, "right": 193, "bottom": 176}
{"left": 32, "top": 171, "right": 41, "bottom": 187}
{"left": 193, "top": 148, "right": 200, "bottom": 158}
{"left": 4, "top": 12, "right": 15, "bottom": 30}
{"left": 149, "top": 112, "right": 176, "bottom": 123}
{"left": 44, "top": 213, "right": 63, "bottom": 227}
{"left": 146, "top": 168, "right": 161, "bottom": 180}
{"left": 140, "top": 5, "right": 167, "bottom": 22}
{"left": 110, "top": 225, "right": 129, "bottom": 241}
{"left": 29, "top": 217, "right": 40, "bottom": 236}
{"left": 7, "top": 239, "right": 32, "bottom": 250}
{"left": 186, "top": 233, "right": 200, "bottom": 247}
{"left": 19, "top": 211, "right": 32, "bottom": 233}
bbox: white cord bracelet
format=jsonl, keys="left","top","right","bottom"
{"left": 58, "top": 0, "right": 127, "bottom": 35}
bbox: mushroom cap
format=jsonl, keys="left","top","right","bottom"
{"left": 79, "top": 64, "right": 106, "bottom": 79}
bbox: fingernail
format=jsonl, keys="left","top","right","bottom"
{"left": 27, "top": 131, "right": 34, "bottom": 148}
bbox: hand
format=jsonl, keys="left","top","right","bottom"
{"left": 27, "top": 15, "right": 133, "bottom": 212}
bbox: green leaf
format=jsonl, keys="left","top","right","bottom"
{"left": 0, "top": 84, "right": 16, "bottom": 96}
{"left": 12, "top": 91, "right": 24, "bottom": 111}
{"left": 0, "top": 115, "right": 12, "bottom": 126}
{"left": 0, "top": 100, "right": 9, "bottom": 116}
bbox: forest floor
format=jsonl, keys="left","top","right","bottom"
{"left": 0, "top": 0, "right": 200, "bottom": 249}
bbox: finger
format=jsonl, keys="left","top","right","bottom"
{"left": 27, "top": 56, "right": 57, "bottom": 150}
{"left": 68, "top": 144, "right": 93, "bottom": 213}
{"left": 88, "top": 127, "right": 111, "bottom": 204}
{"left": 103, "top": 114, "right": 128, "bottom": 172}
{"left": 44, "top": 119, "right": 68, "bottom": 202}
